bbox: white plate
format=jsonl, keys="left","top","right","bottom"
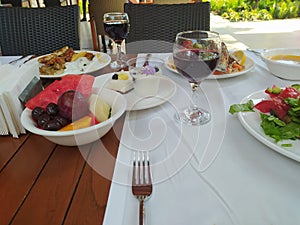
{"left": 26, "top": 50, "right": 111, "bottom": 79}
{"left": 93, "top": 73, "right": 177, "bottom": 111}
{"left": 238, "top": 90, "right": 300, "bottom": 162}
{"left": 164, "top": 54, "right": 255, "bottom": 79}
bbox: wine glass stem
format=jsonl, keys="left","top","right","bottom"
{"left": 116, "top": 44, "right": 122, "bottom": 62}
{"left": 190, "top": 83, "right": 199, "bottom": 108}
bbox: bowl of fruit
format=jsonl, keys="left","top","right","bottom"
{"left": 20, "top": 75, "right": 127, "bottom": 146}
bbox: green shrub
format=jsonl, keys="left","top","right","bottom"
{"left": 211, "top": 0, "right": 299, "bottom": 21}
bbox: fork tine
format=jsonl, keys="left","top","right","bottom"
{"left": 132, "top": 152, "right": 152, "bottom": 185}
{"left": 132, "top": 152, "right": 136, "bottom": 185}
{"left": 142, "top": 153, "right": 145, "bottom": 184}
{"left": 139, "top": 153, "right": 142, "bottom": 184}
{"left": 146, "top": 152, "right": 151, "bottom": 184}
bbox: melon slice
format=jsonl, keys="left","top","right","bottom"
{"left": 88, "top": 94, "right": 111, "bottom": 122}
{"left": 25, "top": 74, "right": 94, "bottom": 110}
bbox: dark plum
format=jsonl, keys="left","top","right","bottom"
{"left": 43, "top": 119, "right": 63, "bottom": 131}
{"left": 54, "top": 115, "right": 69, "bottom": 127}
{"left": 37, "top": 113, "right": 51, "bottom": 128}
{"left": 32, "top": 107, "right": 45, "bottom": 121}
{"left": 57, "top": 90, "right": 90, "bottom": 121}
{"left": 46, "top": 103, "right": 59, "bottom": 116}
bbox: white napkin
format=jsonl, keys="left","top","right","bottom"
{"left": 0, "top": 62, "right": 38, "bottom": 137}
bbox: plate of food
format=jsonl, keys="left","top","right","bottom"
{"left": 229, "top": 84, "right": 300, "bottom": 162}
{"left": 93, "top": 72, "right": 177, "bottom": 111}
{"left": 164, "top": 43, "right": 255, "bottom": 79}
{"left": 26, "top": 46, "right": 111, "bottom": 78}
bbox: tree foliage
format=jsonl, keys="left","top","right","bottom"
{"left": 211, "top": 0, "right": 300, "bottom": 21}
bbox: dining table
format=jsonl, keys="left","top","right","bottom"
{"left": 1, "top": 48, "right": 300, "bottom": 225}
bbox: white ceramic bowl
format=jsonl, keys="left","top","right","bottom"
{"left": 21, "top": 88, "right": 126, "bottom": 146}
{"left": 261, "top": 48, "right": 300, "bottom": 80}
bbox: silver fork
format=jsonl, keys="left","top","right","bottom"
{"left": 132, "top": 152, "right": 153, "bottom": 225}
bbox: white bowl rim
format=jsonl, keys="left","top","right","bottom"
{"left": 261, "top": 48, "right": 300, "bottom": 68}
{"left": 21, "top": 88, "right": 126, "bottom": 137}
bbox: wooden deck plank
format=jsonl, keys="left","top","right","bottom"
{"left": 63, "top": 117, "right": 124, "bottom": 225}
{"left": 10, "top": 144, "right": 92, "bottom": 225}
{"left": 0, "top": 134, "right": 55, "bottom": 225}
{"left": 0, "top": 134, "right": 29, "bottom": 171}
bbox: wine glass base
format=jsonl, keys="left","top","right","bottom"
{"left": 175, "top": 107, "right": 211, "bottom": 126}
{"left": 110, "top": 60, "right": 127, "bottom": 70}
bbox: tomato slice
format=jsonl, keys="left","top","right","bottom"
{"left": 254, "top": 100, "right": 275, "bottom": 113}
{"left": 213, "top": 70, "right": 226, "bottom": 75}
{"left": 254, "top": 98, "right": 290, "bottom": 120}
{"left": 279, "top": 87, "right": 300, "bottom": 99}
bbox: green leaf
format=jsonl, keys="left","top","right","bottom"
{"left": 281, "top": 143, "right": 293, "bottom": 147}
{"left": 260, "top": 113, "right": 300, "bottom": 143}
{"left": 229, "top": 100, "right": 254, "bottom": 114}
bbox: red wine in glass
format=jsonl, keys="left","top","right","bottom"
{"left": 103, "top": 20, "right": 129, "bottom": 45}
{"left": 173, "top": 49, "right": 219, "bottom": 84}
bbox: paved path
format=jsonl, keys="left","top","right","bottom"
{"left": 81, "top": 14, "right": 300, "bottom": 51}
{"left": 210, "top": 14, "right": 300, "bottom": 50}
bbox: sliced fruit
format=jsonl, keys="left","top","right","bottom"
{"left": 25, "top": 74, "right": 94, "bottom": 110}
{"left": 118, "top": 72, "right": 129, "bottom": 80}
{"left": 88, "top": 94, "right": 111, "bottom": 122}
{"left": 231, "top": 50, "right": 246, "bottom": 66}
{"left": 96, "top": 53, "right": 101, "bottom": 60}
{"left": 59, "top": 116, "right": 92, "bottom": 131}
{"left": 71, "top": 51, "right": 87, "bottom": 62}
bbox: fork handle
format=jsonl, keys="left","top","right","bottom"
{"left": 139, "top": 199, "right": 145, "bottom": 225}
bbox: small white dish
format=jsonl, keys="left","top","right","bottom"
{"left": 20, "top": 88, "right": 126, "bottom": 146}
{"left": 94, "top": 73, "right": 177, "bottom": 111}
{"left": 261, "top": 48, "right": 300, "bottom": 80}
{"left": 164, "top": 54, "right": 255, "bottom": 79}
{"left": 134, "top": 76, "right": 160, "bottom": 97}
{"left": 26, "top": 50, "right": 111, "bottom": 79}
{"left": 238, "top": 90, "right": 300, "bottom": 162}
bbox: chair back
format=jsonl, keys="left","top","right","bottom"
{"left": 124, "top": 2, "right": 210, "bottom": 53}
{"left": 0, "top": 6, "right": 80, "bottom": 56}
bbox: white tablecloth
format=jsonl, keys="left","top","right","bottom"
{"left": 100, "top": 52, "right": 300, "bottom": 225}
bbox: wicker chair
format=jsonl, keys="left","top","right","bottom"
{"left": 124, "top": 2, "right": 210, "bottom": 53}
{"left": 0, "top": 6, "right": 80, "bottom": 56}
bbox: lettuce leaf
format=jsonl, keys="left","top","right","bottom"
{"left": 229, "top": 100, "right": 254, "bottom": 114}
{"left": 260, "top": 113, "right": 300, "bottom": 143}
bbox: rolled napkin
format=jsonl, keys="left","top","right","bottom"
{"left": 0, "top": 62, "right": 40, "bottom": 137}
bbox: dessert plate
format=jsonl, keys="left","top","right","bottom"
{"left": 164, "top": 55, "right": 255, "bottom": 79}
{"left": 26, "top": 50, "right": 111, "bottom": 79}
{"left": 93, "top": 73, "right": 177, "bottom": 111}
{"left": 238, "top": 90, "right": 300, "bottom": 162}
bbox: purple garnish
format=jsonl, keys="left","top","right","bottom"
{"left": 141, "top": 66, "right": 156, "bottom": 75}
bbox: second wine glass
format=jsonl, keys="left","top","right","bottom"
{"left": 103, "top": 12, "right": 130, "bottom": 69}
{"left": 173, "top": 30, "right": 221, "bottom": 126}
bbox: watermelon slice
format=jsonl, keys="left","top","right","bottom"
{"left": 25, "top": 74, "right": 95, "bottom": 110}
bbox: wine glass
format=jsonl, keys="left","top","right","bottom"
{"left": 103, "top": 12, "right": 130, "bottom": 69}
{"left": 173, "top": 30, "right": 221, "bottom": 126}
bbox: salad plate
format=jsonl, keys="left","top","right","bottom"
{"left": 238, "top": 90, "right": 300, "bottom": 162}
{"left": 93, "top": 73, "right": 176, "bottom": 111}
{"left": 164, "top": 54, "right": 255, "bottom": 79}
{"left": 26, "top": 50, "right": 111, "bottom": 79}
